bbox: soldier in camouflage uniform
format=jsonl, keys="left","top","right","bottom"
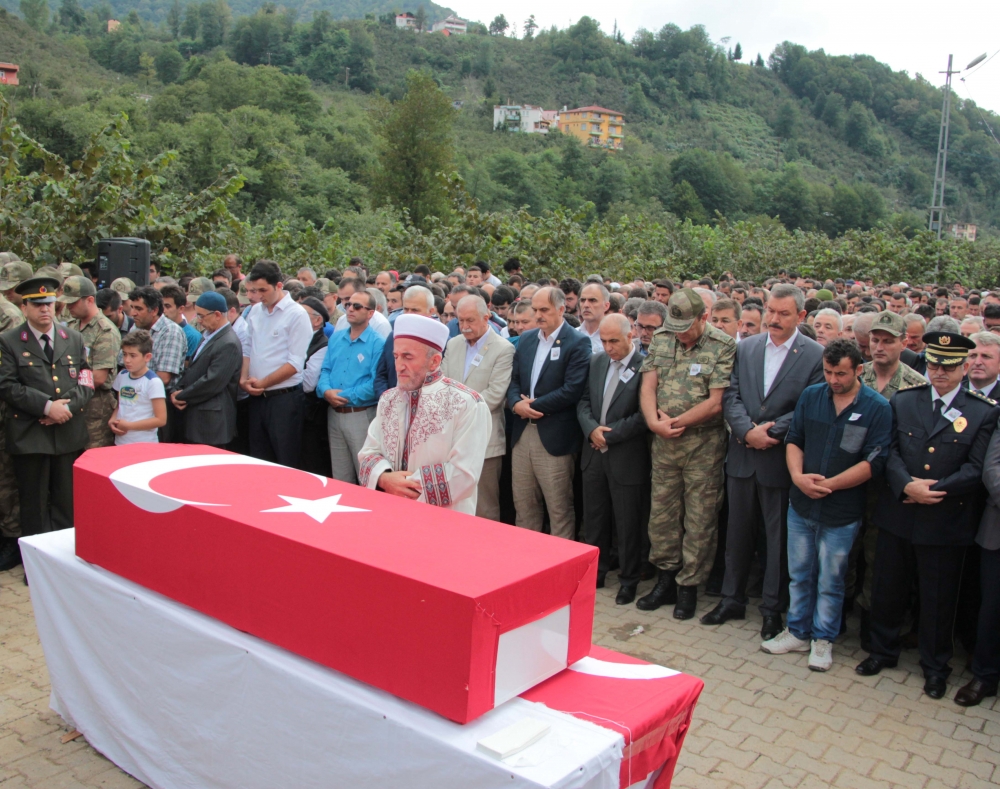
{"left": 0, "top": 260, "right": 34, "bottom": 308}
{"left": 853, "top": 309, "right": 927, "bottom": 647}
{"left": 59, "top": 276, "right": 120, "bottom": 449}
{"left": 637, "top": 288, "right": 736, "bottom": 619}
{"left": 0, "top": 260, "right": 26, "bottom": 569}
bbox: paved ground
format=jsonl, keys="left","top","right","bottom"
{"left": 1, "top": 563, "right": 997, "bottom": 788}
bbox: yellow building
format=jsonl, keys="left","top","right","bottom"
{"left": 559, "top": 106, "right": 624, "bottom": 150}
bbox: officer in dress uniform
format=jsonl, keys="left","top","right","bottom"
{"left": 0, "top": 276, "right": 93, "bottom": 549}
{"left": 856, "top": 331, "right": 998, "bottom": 700}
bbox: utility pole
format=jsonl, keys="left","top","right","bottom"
{"left": 345, "top": 66, "right": 350, "bottom": 87}
{"left": 928, "top": 55, "right": 958, "bottom": 242}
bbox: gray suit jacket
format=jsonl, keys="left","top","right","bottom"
{"left": 577, "top": 350, "right": 649, "bottom": 485}
{"left": 723, "top": 330, "right": 824, "bottom": 488}
{"left": 440, "top": 330, "right": 514, "bottom": 459}
{"left": 175, "top": 324, "right": 243, "bottom": 446}
{"left": 978, "top": 417, "right": 1000, "bottom": 550}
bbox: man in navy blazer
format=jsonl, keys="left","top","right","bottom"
{"left": 507, "top": 287, "right": 591, "bottom": 539}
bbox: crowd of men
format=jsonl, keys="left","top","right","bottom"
{"left": 0, "top": 250, "right": 998, "bottom": 710}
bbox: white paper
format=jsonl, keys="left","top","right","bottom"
{"left": 477, "top": 719, "right": 550, "bottom": 760}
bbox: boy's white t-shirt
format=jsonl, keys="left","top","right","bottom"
{"left": 112, "top": 369, "right": 166, "bottom": 445}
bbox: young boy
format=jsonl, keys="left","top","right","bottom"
{"left": 110, "top": 329, "right": 167, "bottom": 445}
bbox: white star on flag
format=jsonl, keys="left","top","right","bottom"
{"left": 262, "top": 494, "right": 370, "bottom": 523}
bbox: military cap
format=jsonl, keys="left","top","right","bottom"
{"left": 923, "top": 331, "right": 975, "bottom": 366}
{"left": 663, "top": 288, "right": 706, "bottom": 333}
{"left": 187, "top": 276, "right": 216, "bottom": 297}
{"left": 110, "top": 277, "right": 137, "bottom": 296}
{"left": 15, "top": 276, "right": 61, "bottom": 304}
{"left": 58, "top": 261, "right": 85, "bottom": 278}
{"left": 0, "top": 260, "right": 34, "bottom": 290}
{"left": 0, "top": 252, "right": 19, "bottom": 266}
{"left": 57, "top": 275, "right": 97, "bottom": 304}
{"left": 869, "top": 310, "right": 906, "bottom": 337}
{"left": 237, "top": 278, "right": 251, "bottom": 306}
{"left": 815, "top": 288, "right": 835, "bottom": 302}
{"left": 315, "top": 277, "right": 332, "bottom": 294}
{"left": 35, "top": 265, "right": 63, "bottom": 285}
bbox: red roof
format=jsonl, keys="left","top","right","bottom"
{"left": 565, "top": 106, "right": 624, "bottom": 116}
{"left": 0, "top": 63, "right": 19, "bottom": 71}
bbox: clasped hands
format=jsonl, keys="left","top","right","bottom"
{"left": 39, "top": 399, "right": 72, "bottom": 426}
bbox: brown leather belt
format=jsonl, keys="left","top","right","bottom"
{"left": 333, "top": 406, "right": 371, "bottom": 413}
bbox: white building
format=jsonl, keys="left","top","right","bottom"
{"left": 431, "top": 15, "right": 467, "bottom": 34}
{"left": 395, "top": 13, "right": 417, "bottom": 29}
{"left": 493, "top": 104, "right": 555, "bottom": 134}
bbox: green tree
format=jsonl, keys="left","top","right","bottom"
{"left": 166, "top": 0, "right": 182, "bottom": 38}
{"left": 670, "top": 180, "right": 709, "bottom": 224}
{"left": 488, "top": 14, "right": 508, "bottom": 36}
{"left": 20, "top": 0, "right": 48, "bottom": 31}
{"left": 733, "top": 42, "right": 742, "bottom": 60}
{"left": 154, "top": 47, "right": 184, "bottom": 84}
{"left": 371, "top": 70, "right": 455, "bottom": 229}
{"left": 139, "top": 52, "right": 156, "bottom": 87}
{"left": 773, "top": 100, "right": 800, "bottom": 138}
{"left": 181, "top": 3, "right": 199, "bottom": 38}
{"left": 199, "top": 0, "right": 229, "bottom": 48}
{"left": 523, "top": 15, "right": 537, "bottom": 40}
{"left": 413, "top": 5, "right": 426, "bottom": 32}
{"left": 57, "top": 0, "right": 85, "bottom": 31}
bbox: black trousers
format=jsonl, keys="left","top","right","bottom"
{"left": 14, "top": 452, "right": 80, "bottom": 537}
{"left": 248, "top": 388, "right": 305, "bottom": 469}
{"left": 972, "top": 546, "right": 1000, "bottom": 687}
{"left": 580, "top": 454, "right": 647, "bottom": 586}
{"left": 869, "top": 529, "right": 965, "bottom": 679}
{"left": 229, "top": 397, "right": 251, "bottom": 455}
{"left": 721, "top": 474, "right": 789, "bottom": 616}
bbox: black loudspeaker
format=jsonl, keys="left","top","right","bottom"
{"left": 96, "top": 238, "right": 150, "bottom": 290}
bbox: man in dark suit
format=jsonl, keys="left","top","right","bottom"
{"left": 508, "top": 287, "right": 591, "bottom": 539}
{"left": 170, "top": 292, "right": 243, "bottom": 448}
{"left": 961, "top": 420, "right": 1000, "bottom": 706}
{"left": 966, "top": 331, "right": 1000, "bottom": 400}
{"left": 701, "top": 284, "right": 825, "bottom": 640}
{"left": 577, "top": 314, "right": 649, "bottom": 603}
{"left": 856, "top": 332, "right": 998, "bottom": 700}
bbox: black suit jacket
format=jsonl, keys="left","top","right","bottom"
{"left": 876, "top": 385, "right": 998, "bottom": 546}
{"left": 723, "top": 331, "right": 825, "bottom": 488}
{"left": 577, "top": 350, "right": 649, "bottom": 485}
{"left": 175, "top": 324, "right": 243, "bottom": 446}
{"left": 507, "top": 323, "right": 591, "bottom": 456}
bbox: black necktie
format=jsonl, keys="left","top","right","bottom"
{"left": 933, "top": 398, "right": 943, "bottom": 421}
{"left": 42, "top": 333, "right": 53, "bottom": 363}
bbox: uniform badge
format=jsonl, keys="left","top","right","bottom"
{"left": 21, "top": 352, "right": 29, "bottom": 357}
{"left": 20, "top": 331, "right": 27, "bottom": 342}
{"left": 69, "top": 367, "right": 77, "bottom": 379}
{"left": 954, "top": 416, "right": 968, "bottom": 433}
{"left": 58, "top": 328, "right": 68, "bottom": 339}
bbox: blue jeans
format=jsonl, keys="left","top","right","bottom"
{"left": 786, "top": 506, "right": 861, "bottom": 642}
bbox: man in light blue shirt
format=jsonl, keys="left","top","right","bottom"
{"left": 317, "top": 290, "right": 386, "bottom": 484}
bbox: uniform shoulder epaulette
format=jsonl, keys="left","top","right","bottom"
{"left": 899, "top": 380, "right": 931, "bottom": 391}
{"left": 968, "top": 389, "right": 997, "bottom": 405}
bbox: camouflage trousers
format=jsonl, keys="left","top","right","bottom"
{"left": 84, "top": 389, "right": 117, "bottom": 450}
{"left": 0, "top": 404, "right": 19, "bottom": 540}
{"left": 649, "top": 427, "right": 727, "bottom": 587}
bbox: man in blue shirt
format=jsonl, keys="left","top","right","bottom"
{"left": 763, "top": 339, "right": 891, "bottom": 672}
{"left": 317, "top": 290, "right": 385, "bottom": 484}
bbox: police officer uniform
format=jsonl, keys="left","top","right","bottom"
{"left": 0, "top": 276, "right": 93, "bottom": 541}
{"left": 857, "top": 331, "right": 998, "bottom": 699}
{"left": 61, "top": 276, "right": 120, "bottom": 449}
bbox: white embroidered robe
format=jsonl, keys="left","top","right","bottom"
{"left": 359, "top": 373, "right": 492, "bottom": 515}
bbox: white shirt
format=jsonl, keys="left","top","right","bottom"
{"left": 463, "top": 332, "right": 490, "bottom": 380}
{"left": 603, "top": 346, "right": 636, "bottom": 396}
{"left": 578, "top": 323, "right": 603, "bottom": 354}
{"left": 243, "top": 293, "right": 313, "bottom": 390}
{"left": 193, "top": 325, "right": 225, "bottom": 361}
{"left": 763, "top": 328, "right": 798, "bottom": 396}
{"left": 932, "top": 383, "right": 962, "bottom": 415}
{"left": 530, "top": 322, "right": 564, "bottom": 399}
{"left": 969, "top": 378, "right": 997, "bottom": 397}
{"left": 303, "top": 345, "right": 327, "bottom": 394}
{"left": 28, "top": 322, "right": 53, "bottom": 350}
{"left": 334, "top": 310, "right": 391, "bottom": 339}
{"left": 112, "top": 369, "right": 166, "bottom": 445}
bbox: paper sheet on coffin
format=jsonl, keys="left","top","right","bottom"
{"left": 73, "top": 444, "right": 599, "bottom": 723}
{"left": 522, "top": 646, "right": 704, "bottom": 789}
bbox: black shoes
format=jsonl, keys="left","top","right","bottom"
{"left": 924, "top": 676, "right": 947, "bottom": 699}
{"left": 636, "top": 571, "right": 677, "bottom": 611}
{"left": 673, "top": 585, "right": 697, "bottom": 620}
{"left": 700, "top": 601, "right": 746, "bottom": 626}
{"left": 855, "top": 656, "right": 897, "bottom": 676}
{"left": 615, "top": 584, "right": 637, "bottom": 606}
{"left": 761, "top": 614, "right": 783, "bottom": 642}
{"left": 954, "top": 678, "right": 997, "bottom": 707}
{"left": 0, "top": 538, "right": 21, "bottom": 572}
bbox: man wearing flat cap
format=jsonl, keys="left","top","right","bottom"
{"left": 359, "top": 314, "right": 491, "bottom": 515}
{"left": 60, "top": 275, "right": 120, "bottom": 448}
{"left": 170, "top": 291, "right": 243, "bottom": 448}
{"left": 0, "top": 276, "right": 93, "bottom": 553}
{"left": 856, "top": 331, "right": 999, "bottom": 702}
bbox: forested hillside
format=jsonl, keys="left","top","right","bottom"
{"left": 2, "top": 2, "right": 998, "bottom": 244}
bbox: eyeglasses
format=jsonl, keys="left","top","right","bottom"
{"left": 636, "top": 322, "right": 660, "bottom": 331}
{"left": 346, "top": 302, "right": 372, "bottom": 311}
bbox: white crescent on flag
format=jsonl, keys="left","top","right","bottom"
{"left": 109, "top": 455, "right": 328, "bottom": 514}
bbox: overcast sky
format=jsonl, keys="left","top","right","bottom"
{"left": 450, "top": 0, "right": 1000, "bottom": 115}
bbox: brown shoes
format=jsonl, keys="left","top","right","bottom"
{"left": 954, "top": 678, "right": 997, "bottom": 707}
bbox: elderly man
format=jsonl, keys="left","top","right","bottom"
{"left": 634, "top": 301, "right": 667, "bottom": 356}
{"left": 904, "top": 314, "right": 927, "bottom": 353}
{"left": 296, "top": 267, "right": 318, "bottom": 288}
{"left": 375, "top": 285, "right": 436, "bottom": 398}
{"left": 359, "top": 315, "right": 491, "bottom": 515}
{"left": 578, "top": 314, "right": 650, "bottom": 603}
{"left": 852, "top": 312, "right": 876, "bottom": 362}
{"left": 170, "top": 292, "right": 243, "bottom": 448}
{"left": 507, "top": 287, "right": 591, "bottom": 539}
{"left": 961, "top": 317, "right": 985, "bottom": 338}
{"left": 375, "top": 270, "right": 397, "bottom": 297}
{"left": 441, "top": 295, "right": 514, "bottom": 520}
{"left": 967, "top": 331, "right": 1000, "bottom": 400}
{"left": 318, "top": 289, "right": 384, "bottom": 484}
{"left": 578, "top": 282, "right": 610, "bottom": 354}
{"left": 812, "top": 308, "right": 842, "bottom": 347}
